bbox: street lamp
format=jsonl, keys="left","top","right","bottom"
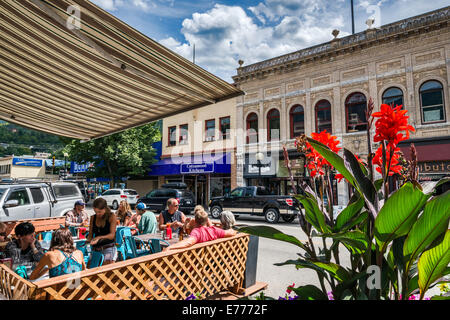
{"left": 255, "top": 152, "right": 264, "bottom": 186}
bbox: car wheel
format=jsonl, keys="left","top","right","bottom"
{"left": 281, "top": 215, "right": 296, "bottom": 223}
{"left": 210, "top": 205, "right": 222, "bottom": 219}
{"left": 264, "top": 208, "right": 280, "bottom": 224}
{"left": 112, "top": 200, "right": 119, "bottom": 210}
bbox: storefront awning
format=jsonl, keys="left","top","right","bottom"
{"left": 0, "top": 0, "right": 243, "bottom": 141}
{"left": 149, "top": 153, "right": 231, "bottom": 176}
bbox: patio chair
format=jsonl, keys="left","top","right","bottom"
{"left": 40, "top": 231, "right": 53, "bottom": 242}
{"left": 75, "top": 240, "right": 90, "bottom": 264}
{"left": 88, "top": 251, "right": 104, "bottom": 268}
{"left": 123, "top": 236, "right": 151, "bottom": 259}
{"left": 69, "top": 226, "right": 77, "bottom": 237}
{"left": 147, "top": 238, "right": 170, "bottom": 254}
{"left": 117, "top": 227, "right": 141, "bottom": 260}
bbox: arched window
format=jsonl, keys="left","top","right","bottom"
{"left": 315, "top": 100, "right": 332, "bottom": 133}
{"left": 246, "top": 112, "right": 258, "bottom": 144}
{"left": 382, "top": 87, "right": 404, "bottom": 108}
{"left": 267, "top": 109, "right": 280, "bottom": 141}
{"left": 290, "top": 105, "right": 305, "bottom": 138}
{"left": 345, "top": 92, "right": 367, "bottom": 132}
{"left": 420, "top": 80, "right": 445, "bottom": 124}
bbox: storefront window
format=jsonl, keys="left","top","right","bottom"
{"left": 315, "top": 100, "right": 332, "bottom": 133}
{"left": 219, "top": 117, "right": 230, "bottom": 140}
{"left": 346, "top": 92, "right": 367, "bottom": 132}
{"left": 205, "top": 119, "right": 215, "bottom": 141}
{"left": 420, "top": 80, "right": 445, "bottom": 124}
{"left": 210, "top": 176, "right": 231, "bottom": 198}
{"left": 382, "top": 87, "right": 404, "bottom": 108}
{"left": 290, "top": 105, "right": 305, "bottom": 138}
{"left": 246, "top": 112, "right": 259, "bottom": 144}
{"left": 267, "top": 109, "right": 280, "bottom": 141}
{"left": 179, "top": 124, "right": 188, "bottom": 145}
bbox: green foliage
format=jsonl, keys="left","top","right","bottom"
{"left": 65, "top": 122, "right": 161, "bottom": 183}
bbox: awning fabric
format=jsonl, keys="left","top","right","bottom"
{"left": 0, "top": 0, "right": 243, "bottom": 140}
{"left": 149, "top": 153, "right": 231, "bottom": 176}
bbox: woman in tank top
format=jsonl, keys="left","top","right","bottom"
{"left": 29, "top": 227, "right": 85, "bottom": 280}
{"left": 87, "top": 197, "right": 117, "bottom": 265}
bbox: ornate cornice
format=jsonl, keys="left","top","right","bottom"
{"left": 232, "top": 6, "right": 449, "bottom": 84}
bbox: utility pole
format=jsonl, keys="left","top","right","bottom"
{"left": 351, "top": 0, "right": 355, "bottom": 34}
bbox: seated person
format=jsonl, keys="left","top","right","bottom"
{"left": 115, "top": 200, "right": 133, "bottom": 226}
{"left": 65, "top": 200, "right": 90, "bottom": 227}
{"left": 29, "top": 227, "right": 86, "bottom": 280}
{"left": 136, "top": 202, "right": 157, "bottom": 234}
{"left": 219, "top": 211, "right": 236, "bottom": 230}
{"left": 5, "top": 222, "right": 44, "bottom": 265}
{"left": 166, "top": 209, "right": 237, "bottom": 251}
{"left": 158, "top": 198, "right": 186, "bottom": 234}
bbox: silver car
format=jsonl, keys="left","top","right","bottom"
{"left": 0, "top": 181, "right": 84, "bottom": 222}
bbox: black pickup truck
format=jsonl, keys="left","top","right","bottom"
{"left": 208, "top": 186, "right": 302, "bottom": 224}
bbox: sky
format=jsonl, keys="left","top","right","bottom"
{"left": 91, "top": 0, "right": 450, "bottom": 82}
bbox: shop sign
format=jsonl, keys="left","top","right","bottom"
{"left": 12, "top": 157, "right": 43, "bottom": 167}
{"left": 419, "top": 161, "right": 450, "bottom": 173}
{"left": 180, "top": 163, "right": 214, "bottom": 174}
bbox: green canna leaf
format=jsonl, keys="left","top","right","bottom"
{"left": 374, "top": 182, "right": 430, "bottom": 253}
{"left": 292, "top": 285, "right": 328, "bottom": 300}
{"left": 236, "top": 225, "right": 310, "bottom": 252}
{"left": 295, "top": 195, "right": 331, "bottom": 234}
{"left": 418, "top": 230, "right": 450, "bottom": 299}
{"left": 334, "top": 194, "right": 365, "bottom": 232}
{"left": 404, "top": 191, "right": 450, "bottom": 273}
{"left": 319, "top": 230, "right": 368, "bottom": 255}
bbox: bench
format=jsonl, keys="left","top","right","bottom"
{"left": 0, "top": 233, "right": 266, "bottom": 300}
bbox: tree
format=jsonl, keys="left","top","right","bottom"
{"left": 65, "top": 122, "right": 161, "bottom": 186}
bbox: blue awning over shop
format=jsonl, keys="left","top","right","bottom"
{"left": 148, "top": 152, "right": 231, "bottom": 176}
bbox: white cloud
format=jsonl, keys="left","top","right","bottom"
{"left": 160, "top": 2, "right": 349, "bottom": 81}
{"left": 91, "top": 0, "right": 119, "bottom": 11}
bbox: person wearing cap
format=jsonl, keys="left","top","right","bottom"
{"left": 65, "top": 200, "right": 90, "bottom": 227}
{"left": 136, "top": 202, "right": 157, "bottom": 234}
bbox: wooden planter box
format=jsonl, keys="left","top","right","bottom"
{"left": 0, "top": 233, "right": 266, "bottom": 300}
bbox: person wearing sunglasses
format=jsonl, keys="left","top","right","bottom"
{"left": 158, "top": 198, "right": 186, "bottom": 235}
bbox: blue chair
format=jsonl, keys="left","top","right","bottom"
{"left": 69, "top": 226, "right": 77, "bottom": 237}
{"left": 117, "top": 227, "right": 141, "bottom": 260}
{"left": 88, "top": 251, "right": 104, "bottom": 268}
{"left": 75, "top": 240, "right": 90, "bottom": 264}
{"left": 40, "top": 231, "right": 53, "bottom": 242}
{"left": 147, "top": 238, "right": 170, "bottom": 254}
{"left": 123, "top": 236, "right": 151, "bottom": 259}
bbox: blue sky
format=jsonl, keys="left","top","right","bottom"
{"left": 92, "top": 0, "right": 449, "bottom": 82}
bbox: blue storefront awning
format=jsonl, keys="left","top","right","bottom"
{"left": 148, "top": 152, "right": 231, "bottom": 176}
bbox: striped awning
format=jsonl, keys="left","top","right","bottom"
{"left": 0, "top": 0, "right": 243, "bottom": 140}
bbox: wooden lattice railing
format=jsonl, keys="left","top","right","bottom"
{"left": 0, "top": 233, "right": 251, "bottom": 300}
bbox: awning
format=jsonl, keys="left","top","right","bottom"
{"left": 0, "top": 0, "right": 243, "bottom": 140}
{"left": 149, "top": 152, "right": 231, "bottom": 176}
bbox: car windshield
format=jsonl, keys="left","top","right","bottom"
{"left": 124, "top": 190, "right": 138, "bottom": 195}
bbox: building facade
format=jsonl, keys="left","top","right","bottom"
{"left": 149, "top": 99, "right": 237, "bottom": 207}
{"left": 232, "top": 7, "right": 450, "bottom": 206}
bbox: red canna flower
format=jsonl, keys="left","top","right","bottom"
{"left": 286, "top": 283, "right": 295, "bottom": 294}
{"left": 372, "top": 104, "right": 415, "bottom": 147}
{"left": 372, "top": 144, "right": 402, "bottom": 176}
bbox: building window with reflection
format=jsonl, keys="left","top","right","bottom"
{"left": 420, "top": 80, "right": 445, "bottom": 124}
{"left": 168, "top": 126, "right": 176, "bottom": 146}
{"left": 345, "top": 92, "right": 368, "bottom": 132}
{"left": 290, "top": 105, "right": 305, "bottom": 138}
{"left": 205, "top": 119, "right": 215, "bottom": 142}
{"left": 219, "top": 116, "right": 230, "bottom": 140}
{"left": 246, "top": 112, "right": 258, "bottom": 144}
{"left": 382, "top": 87, "right": 404, "bottom": 108}
{"left": 179, "top": 124, "right": 188, "bottom": 145}
{"left": 267, "top": 109, "right": 280, "bottom": 141}
{"left": 315, "top": 100, "right": 332, "bottom": 133}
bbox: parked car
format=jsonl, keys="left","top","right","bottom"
{"left": 96, "top": 188, "right": 139, "bottom": 210}
{"left": 0, "top": 180, "right": 84, "bottom": 222}
{"left": 208, "top": 186, "right": 302, "bottom": 224}
{"left": 138, "top": 182, "right": 195, "bottom": 215}
{"left": 63, "top": 179, "right": 89, "bottom": 203}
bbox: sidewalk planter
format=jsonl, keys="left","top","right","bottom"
{"left": 0, "top": 233, "right": 257, "bottom": 300}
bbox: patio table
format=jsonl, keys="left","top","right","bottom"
{"left": 133, "top": 233, "right": 184, "bottom": 247}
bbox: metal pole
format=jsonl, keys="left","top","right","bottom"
{"left": 258, "top": 160, "right": 261, "bottom": 186}
{"left": 351, "top": 0, "right": 355, "bottom": 34}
